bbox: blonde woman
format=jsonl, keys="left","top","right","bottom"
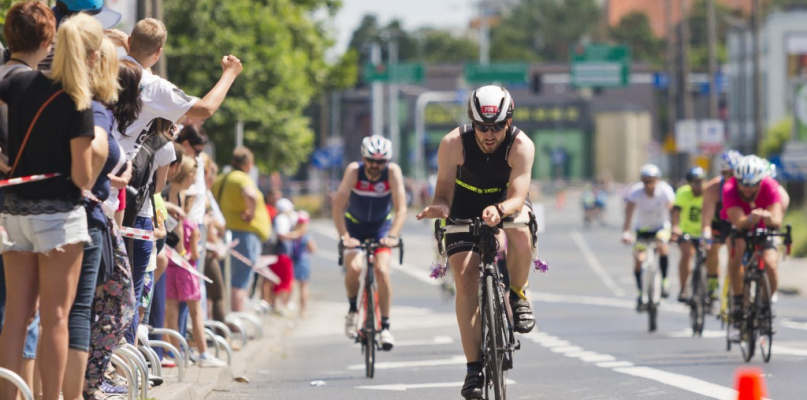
{"left": 0, "top": 13, "right": 104, "bottom": 400}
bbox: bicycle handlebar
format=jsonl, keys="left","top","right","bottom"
{"left": 337, "top": 238, "right": 404, "bottom": 266}
{"left": 434, "top": 213, "right": 536, "bottom": 257}
{"left": 730, "top": 224, "right": 793, "bottom": 256}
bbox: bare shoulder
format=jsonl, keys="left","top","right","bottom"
{"left": 439, "top": 128, "right": 463, "bottom": 163}
{"left": 341, "top": 162, "right": 360, "bottom": 182}
{"left": 387, "top": 162, "right": 403, "bottom": 176}
{"left": 513, "top": 130, "right": 535, "bottom": 152}
{"left": 440, "top": 128, "right": 462, "bottom": 147}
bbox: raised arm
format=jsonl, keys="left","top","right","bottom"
{"left": 183, "top": 56, "right": 243, "bottom": 119}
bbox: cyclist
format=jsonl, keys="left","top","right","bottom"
{"left": 416, "top": 85, "right": 536, "bottom": 399}
{"left": 331, "top": 135, "right": 407, "bottom": 350}
{"left": 701, "top": 150, "right": 743, "bottom": 301}
{"left": 721, "top": 155, "right": 784, "bottom": 324}
{"left": 621, "top": 164, "right": 675, "bottom": 310}
{"left": 671, "top": 167, "right": 706, "bottom": 303}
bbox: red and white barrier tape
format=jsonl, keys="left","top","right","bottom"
{"left": 119, "top": 227, "right": 154, "bottom": 242}
{"left": 0, "top": 173, "right": 60, "bottom": 188}
{"left": 228, "top": 246, "right": 280, "bottom": 284}
{"left": 163, "top": 246, "right": 213, "bottom": 284}
{"left": 204, "top": 240, "right": 238, "bottom": 259}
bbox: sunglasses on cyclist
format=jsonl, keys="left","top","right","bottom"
{"left": 364, "top": 158, "right": 388, "bottom": 166}
{"left": 474, "top": 122, "right": 507, "bottom": 133}
{"left": 738, "top": 181, "right": 761, "bottom": 188}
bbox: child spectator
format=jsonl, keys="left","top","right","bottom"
{"left": 292, "top": 211, "right": 316, "bottom": 318}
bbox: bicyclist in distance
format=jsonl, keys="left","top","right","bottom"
{"left": 719, "top": 155, "right": 784, "bottom": 324}
{"left": 621, "top": 164, "right": 676, "bottom": 310}
{"left": 416, "top": 85, "right": 536, "bottom": 400}
{"left": 700, "top": 150, "right": 743, "bottom": 302}
{"left": 331, "top": 135, "right": 407, "bottom": 350}
{"left": 671, "top": 167, "right": 706, "bottom": 303}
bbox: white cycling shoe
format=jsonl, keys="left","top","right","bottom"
{"left": 379, "top": 328, "right": 394, "bottom": 351}
{"left": 345, "top": 312, "right": 358, "bottom": 339}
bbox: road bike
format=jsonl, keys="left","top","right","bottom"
{"left": 634, "top": 232, "right": 663, "bottom": 332}
{"left": 434, "top": 214, "right": 536, "bottom": 400}
{"left": 338, "top": 238, "right": 403, "bottom": 378}
{"left": 726, "top": 226, "right": 791, "bottom": 363}
{"left": 680, "top": 234, "right": 709, "bottom": 336}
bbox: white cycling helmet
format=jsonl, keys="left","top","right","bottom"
{"left": 468, "top": 85, "right": 514, "bottom": 124}
{"left": 720, "top": 150, "right": 743, "bottom": 172}
{"left": 735, "top": 155, "right": 767, "bottom": 186}
{"left": 639, "top": 164, "right": 661, "bottom": 179}
{"left": 360, "top": 135, "right": 392, "bottom": 160}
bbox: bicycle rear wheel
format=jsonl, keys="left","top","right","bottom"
{"left": 364, "top": 286, "right": 376, "bottom": 378}
{"left": 644, "top": 249, "right": 659, "bottom": 333}
{"left": 484, "top": 274, "right": 505, "bottom": 399}
{"left": 740, "top": 278, "right": 757, "bottom": 363}
{"left": 758, "top": 273, "right": 773, "bottom": 363}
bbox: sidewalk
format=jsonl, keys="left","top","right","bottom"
{"left": 149, "top": 312, "right": 293, "bottom": 400}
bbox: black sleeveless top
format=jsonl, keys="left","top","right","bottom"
{"left": 449, "top": 124, "right": 520, "bottom": 220}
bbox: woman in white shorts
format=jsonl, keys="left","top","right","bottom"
{"left": 0, "top": 12, "right": 102, "bottom": 400}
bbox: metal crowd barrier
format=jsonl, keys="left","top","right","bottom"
{"left": 110, "top": 353, "right": 136, "bottom": 400}
{"left": 0, "top": 367, "right": 34, "bottom": 400}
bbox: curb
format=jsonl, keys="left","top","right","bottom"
{"left": 149, "top": 313, "right": 292, "bottom": 400}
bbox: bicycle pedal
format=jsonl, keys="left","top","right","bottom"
{"left": 514, "top": 340, "right": 521, "bottom": 350}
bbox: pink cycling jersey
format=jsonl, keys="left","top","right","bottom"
{"left": 720, "top": 176, "right": 781, "bottom": 221}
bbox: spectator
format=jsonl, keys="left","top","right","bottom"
{"left": 212, "top": 147, "right": 270, "bottom": 312}
{"left": 201, "top": 152, "right": 227, "bottom": 324}
{"left": 0, "top": 12, "right": 100, "bottom": 400}
{"left": 267, "top": 198, "right": 297, "bottom": 316}
{"left": 164, "top": 156, "right": 226, "bottom": 367}
{"left": 291, "top": 211, "right": 316, "bottom": 318}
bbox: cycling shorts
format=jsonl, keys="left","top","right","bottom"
{"left": 710, "top": 219, "right": 732, "bottom": 244}
{"left": 445, "top": 200, "right": 533, "bottom": 257}
{"left": 633, "top": 227, "right": 671, "bottom": 251}
{"left": 345, "top": 218, "right": 392, "bottom": 255}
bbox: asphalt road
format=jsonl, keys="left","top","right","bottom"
{"left": 209, "top": 194, "right": 807, "bottom": 400}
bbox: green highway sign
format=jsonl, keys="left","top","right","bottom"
{"left": 464, "top": 62, "right": 529, "bottom": 84}
{"left": 570, "top": 44, "right": 630, "bottom": 87}
{"left": 363, "top": 63, "right": 425, "bottom": 83}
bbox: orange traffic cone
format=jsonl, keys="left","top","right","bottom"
{"left": 735, "top": 367, "right": 767, "bottom": 400}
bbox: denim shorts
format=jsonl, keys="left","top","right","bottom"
{"left": 23, "top": 312, "right": 40, "bottom": 359}
{"left": 229, "top": 230, "right": 261, "bottom": 290}
{"left": 0, "top": 207, "right": 90, "bottom": 254}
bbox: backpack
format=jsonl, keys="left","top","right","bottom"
{"left": 122, "top": 120, "right": 170, "bottom": 227}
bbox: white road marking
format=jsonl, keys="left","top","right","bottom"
{"left": 535, "top": 292, "right": 689, "bottom": 314}
{"left": 357, "top": 379, "right": 516, "bottom": 391}
{"left": 523, "top": 331, "right": 742, "bottom": 400}
{"left": 347, "top": 356, "right": 466, "bottom": 370}
{"left": 570, "top": 231, "right": 627, "bottom": 297}
{"left": 781, "top": 318, "right": 807, "bottom": 331}
{"left": 613, "top": 366, "right": 738, "bottom": 399}
{"left": 395, "top": 336, "right": 454, "bottom": 347}
{"left": 772, "top": 345, "right": 807, "bottom": 357}
{"left": 666, "top": 329, "right": 725, "bottom": 338}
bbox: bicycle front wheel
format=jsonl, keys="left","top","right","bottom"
{"left": 758, "top": 272, "right": 773, "bottom": 363}
{"left": 690, "top": 262, "right": 707, "bottom": 336}
{"left": 364, "top": 286, "right": 376, "bottom": 378}
{"left": 740, "top": 277, "right": 757, "bottom": 363}
{"left": 484, "top": 274, "right": 506, "bottom": 399}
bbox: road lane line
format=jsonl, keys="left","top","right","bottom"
{"left": 536, "top": 292, "right": 689, "bottom": 314}
{"left": 781, "top": 318, "right": 807, "bottom": 331}
{"left": 347, "top": 356, "right": 466, "bottom": 370}
{"left": 395, "top": 336, "right": 454, "bottom": 347}
{"left": 357, "top": 379, "right": 516, "bottom": 391}
{"left": 524, "top": 332, "right": 741, "bottom": 399}
{"left": 570, "top": 231, "right": 627, "bottom": 297}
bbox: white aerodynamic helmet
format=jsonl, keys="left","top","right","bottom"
{"left": 639, "top": 164, "right": 662, "bottom": 179}
{"left": 467, "top": 85, "right": 514, "bottom": 124}
{"left": 361, "top": 135, "right": 392, "bottom": 160}
{"left": 735, "top": 155, "right": 767, "bottom": 186}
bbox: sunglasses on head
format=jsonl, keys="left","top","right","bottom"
{"left": 474, "top": 122, "right": 507, "bottom": 133}
{"left": 364, "top": 158, "right": 387, "bottom": 165}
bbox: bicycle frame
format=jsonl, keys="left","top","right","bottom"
{"left": 338, "top": 239, "right": 403, "bottom": 378}
{"left": 633, "top": 232, "right": 661, "bottom": 332}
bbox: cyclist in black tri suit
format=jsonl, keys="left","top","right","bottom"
{"left": 332, "top": 135, "right": 407, "bottom": 351}
{"left": 417, "top": 86, "right": 536, "bottom": 400}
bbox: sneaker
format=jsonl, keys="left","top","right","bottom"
{"left": 100, "top": 380, "right": 128, "bottom": 395}
{"left": 160, "top": 357, "right": 177, "bottom": 368}
{"left": 198, "top": 355, "right": 227, "bottom": 368}
{"left": 345, "top": 312, "right": 358, "bottom": 339}
{"left": 460, "top": 371, "right": 484, "bottom": 399}
{"left": 379, "top": 328, "right": 395, "bottom": 351}
{"left": 661, "top": 279, "right": 670, "bottom": 299}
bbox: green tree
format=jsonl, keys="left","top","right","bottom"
{"left": 412, "top": 29, "right": 478, "bottom": 64}
{"left": 490, "top": 0, "right": 602, "bottom": 62}
{"left": 609, "top": 12, "right": 664, "bottom": 65}
{"left": 165, "top": 0, "right": 355, "bottom": 173}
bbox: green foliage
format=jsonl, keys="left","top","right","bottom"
{"left": 760, "top": 117, "right": 792, "bottom": 157}
{"left": 783, "top": 202, "right": 807, "bottom": 257}
{"left": 490, "top": 0, "right": 601, "bottom": 62}
{"left": 164, "top": 0, "right": 355, "bottom": 174}
{"left": 609, "top": 11, "right": 663, "bottom": 65}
